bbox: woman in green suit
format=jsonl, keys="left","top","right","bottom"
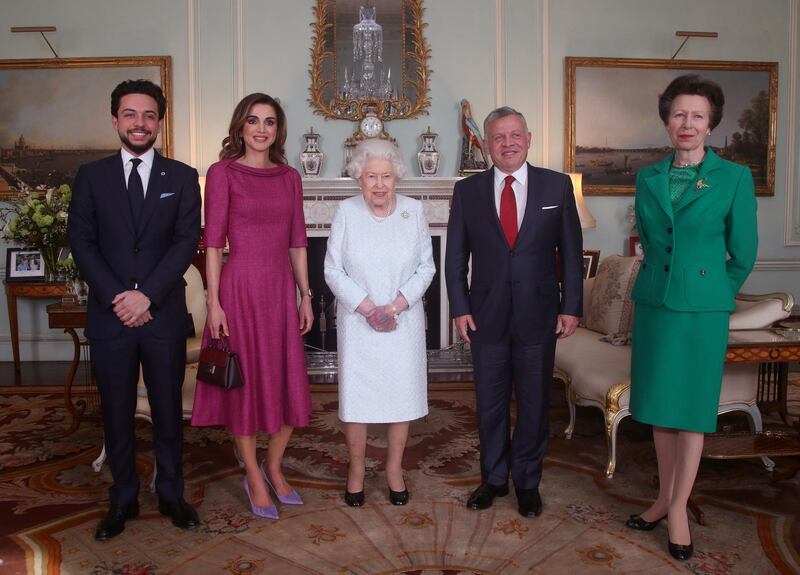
{"left": 625, "top": 75, "right": 758, "bottom": 561}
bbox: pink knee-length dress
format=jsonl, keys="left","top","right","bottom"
{"left": 191, "top": 159, "right": 311, "bottom": 435}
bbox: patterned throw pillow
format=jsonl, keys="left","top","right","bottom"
{"left": 584, "top": 255, "right": 641, "bottom": 340}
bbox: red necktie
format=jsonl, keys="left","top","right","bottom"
{"left": 499, "top": 174, "right": 518, "bottom": 248}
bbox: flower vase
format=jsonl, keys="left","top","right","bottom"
{"left": 41, "top": 246, "right": 61, "bottom": 283}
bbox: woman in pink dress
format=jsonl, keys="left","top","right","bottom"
{"left": 192, "top": 93, "right": 313, "bottom": 519}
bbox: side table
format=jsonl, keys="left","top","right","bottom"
{"left": 688, "top": 328, "right": 800, "bottom": 525}
{"left": 46, "top": 302, "right": 95, "bottom": 434}
{"left": 4, "top": 280, "right": 66, "bottom": 384}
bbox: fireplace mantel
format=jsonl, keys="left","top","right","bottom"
{"left": 302, "top": 177, "right": 461, "bottom": 228}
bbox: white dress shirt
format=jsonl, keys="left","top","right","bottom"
{"left": 493, "top": 164, "right": 528, "bottom": 229}
{"left": 121, "top": 147, "right": 154, "bottom": 197}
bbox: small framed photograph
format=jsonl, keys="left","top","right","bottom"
{"left": 629, "top": 236, "right": 643, "bottom": 258}
{"left": 5, "top": 248, "right": 46, "bottom": 282}
{"left": 582, "top": 249, "right": 600, "bottom": 279}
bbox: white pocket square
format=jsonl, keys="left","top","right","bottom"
{"left": 160, "top": 192, "right": 175, "bottom": 199}
{"left": 541, "top": 205, "right": 559, "bottom": 210}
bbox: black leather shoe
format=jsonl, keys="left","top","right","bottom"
{"left": 516, "top": 488, "right": 543, "bottom": 518}
{"left": 668, "top": 540, "right": 694, "bottom": 561}
{"left": 626, "top": 514, "right": 666, "bottom": 531}
{"left": 388, "top": 487, "right": 409, "bottom": 506}
{"left": 158, "top": 497, "right": 199, "bottom": 529}
{"left": 466, "top": 483, "right": 509, "bottom": 510}
{"left": 344, "top": 490, "right": 365, "bottom": 507}
{"left": 95, "top": 502, "right": 139, "bottom": 541}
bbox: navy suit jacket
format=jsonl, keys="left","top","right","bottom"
{"left": 445, "top": 164, "right": 583, "bottom": 344}
{"left": 68, "top": 151, "right": 202, "bottom": 340}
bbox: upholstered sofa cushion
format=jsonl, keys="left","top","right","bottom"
{"left": 730, "top": 297, "right": 788, "bottom": 330}
{"left": 554, "top": 327, "right": 631, "bottom": 406}
{"left": 584, "top": 255, "right": 640, "bottom": 337}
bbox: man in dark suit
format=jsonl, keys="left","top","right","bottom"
{"left": 68, "top": 80, "right": 202, "bottom": 540}
{"left": 445, "top": 107, "right": 582, "bottom": 517}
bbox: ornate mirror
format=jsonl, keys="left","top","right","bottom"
{"left": 309, "top": 0, "right": 432, "bottom": 122}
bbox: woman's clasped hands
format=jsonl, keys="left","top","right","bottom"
{"left": 366, "top": 305, "right": 397, "bottom": 332}
{"left": 357, "top": 299, "right": 398, "bottom": 332}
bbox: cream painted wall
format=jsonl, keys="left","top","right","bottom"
{"left": 0, "top": 0, "right": 797, "bottom": 362}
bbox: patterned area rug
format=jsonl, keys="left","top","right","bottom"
{"left": 0, "top": 382, "right": 798, "bottom": 575}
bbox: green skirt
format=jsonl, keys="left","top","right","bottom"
{"left": 630, "top": 303, "right": 729, "bottom": 433}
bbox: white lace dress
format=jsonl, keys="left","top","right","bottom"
{"left": 324, "top": 194, "right": 435, "bottom": 423}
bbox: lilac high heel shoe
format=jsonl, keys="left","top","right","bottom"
{"left": 243, "top": 476, "right": 279, "bottom": 520}
{"left": 260, "top": 463, "right": 304, "bottom": 505}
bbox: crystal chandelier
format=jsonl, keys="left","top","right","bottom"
{"left": 341, "top": 5, "right": 393, "bottom": 100}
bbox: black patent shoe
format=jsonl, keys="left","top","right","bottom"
{"left": 388, "top": 487, "right": 409, "bottom": 506}
{"left": 625, "top": 514, "right": 666, "bottom": 531}
{"left": 668, "top": 539, "right": 694, "bottom": 561}
{"left": 466, "top": 482, "right": 509, "bottom": 510}
{"left": 95, "top": 502, "right": 140, "bottom": 541}
{"left": 344, "top": 490, "right": 365, "bottom": 507}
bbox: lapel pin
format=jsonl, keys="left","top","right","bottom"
{"left": 696, "top": 178, "right": 710, "bottom": 191}
{"left": 401, "top": 210, "right": 410, "bottom": 219}
{"left": 161, "top": 171, "right": 166, "bottom": 176}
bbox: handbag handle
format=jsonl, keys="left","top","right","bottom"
{"left": 209, "top": 335, "right": 232, "bottom": 352}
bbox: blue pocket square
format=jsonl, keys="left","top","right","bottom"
{"left": 160, "top": 192, "right": 175, "bottom": 199}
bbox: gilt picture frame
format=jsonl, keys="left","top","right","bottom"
{"left": 0, "top": 56, "right": 172, "bottom": 200}
{"left": 564, "top": 57, "right": 777, "bottom": 196}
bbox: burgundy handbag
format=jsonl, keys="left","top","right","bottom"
{"left": 197, "top": 337, "right": 244, "bottom": 390}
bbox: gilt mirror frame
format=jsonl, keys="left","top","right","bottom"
{"left": 308, "top": 0, "right": 432, "bottom": 122}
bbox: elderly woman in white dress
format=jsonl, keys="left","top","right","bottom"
{"left": 324, "top": 139, "right": 435, "bottom": 507}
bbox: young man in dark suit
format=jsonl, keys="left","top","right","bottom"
{"left": 68, "top": 80, "right": 202, "bottom": 540}
{"left": 445, "top": 107, "right": 583, "bottom": 517}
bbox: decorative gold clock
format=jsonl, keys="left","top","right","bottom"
{"left": 353, "top": 107, "right": 391, "bottom": 141}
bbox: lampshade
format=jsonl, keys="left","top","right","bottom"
{"left": 568, "top": 173, "right": 596, "bottom": 229}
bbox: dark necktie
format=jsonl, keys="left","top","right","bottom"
{"left": 499, "top": 174, "right": 518, "bottom": 248}
{"left": 128, "top": 158, "right": 144, "bottom": 223}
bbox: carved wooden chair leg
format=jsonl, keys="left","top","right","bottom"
{"left": 687, "top": 497, "right": 706, "bottom": 526}
{"left": 92, "top": 443, "right": 107, "bottom": 472}
{"left": 561, "top": 375, "right": 576, "bottom": 439}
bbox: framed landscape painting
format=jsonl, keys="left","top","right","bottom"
{"left": 564, "top": 57, "right": 777, "bottom": 196}
{"left": 0, "top": 56, "right": 172, "bottom": 199}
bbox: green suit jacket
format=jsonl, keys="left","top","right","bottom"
{"left": 631, "top": 147, "right": 758, "bottom": 312}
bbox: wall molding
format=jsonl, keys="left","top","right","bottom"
{"left": 0, "top": 335, "right": 75, "bottom": 362}
{"left": 495, "top": 0, "right": 503, "bottom": 106}
{"left": 786, "top": 0, "right": 800, "bottom": 245}
{"left": 187, "top": 0, "right": 198, "bottom": 168}
{"left": 540, "top": 0, "right": 550, "bottom": 167}
{"left": 752, "top": 259, "right": 800, "bottom": 271}
{"left": 235, "top": 0, "right": 244, "bottom": 101}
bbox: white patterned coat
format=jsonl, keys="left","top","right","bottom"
{"left": 324, "top": 194, "right": 435, "bottom": 423}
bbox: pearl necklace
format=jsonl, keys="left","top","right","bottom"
{"left": 673, "top": 155, "right": 705, "bottom": 168}
{"left": 368, "top": 197, "right": 395, "bottom": 223}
